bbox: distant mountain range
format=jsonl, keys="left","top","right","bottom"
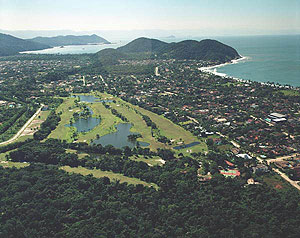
{"left": 96, "top": 37, "right": 240, "bottom": 63}
{"left": 0, "top": 33, "right": 50, "bottom": 56}
{"left": 28, "top": 34, "right": 111, "bottom": 47}
{"left": 0, "top": 33, "right": 111, "bottom": 56}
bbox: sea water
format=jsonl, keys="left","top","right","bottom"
{"left": 206, "top": 35, "right": 300, "bottom": 87}
{"left": 23, "top": 35, "right": 300, "bottom": 87}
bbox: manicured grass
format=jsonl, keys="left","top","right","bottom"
{"left": 98, "top": 92, "right": 207, "bottom": 154}
{"left": 38, "top": 110, "right": 51, "bottom": 121}
{"left": 48, "top": 97, "right": 79, "bottom": 142}
{"left": 61, "top": 166, "right": 158, "bottom": 189}
{"left": 50, "top": 92, "right": 207, "bottom": 154}
{"left": 129, "top": 155, "right": 164, "bottom": 166}
{"left": 279, "top": 89, "right": 300, "bottom": 96}
{"left": 109, "top": 101, "right": 165, "bottom": 150}
{"left": 49, "top": 96, "right": 122, "bottom": 143}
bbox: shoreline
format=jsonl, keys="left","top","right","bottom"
{"left": 199, "top": 56, "right": 297, "bottom": 89}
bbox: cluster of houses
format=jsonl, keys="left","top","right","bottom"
{"left": 0, "top": 100, "right": 19, "bottom": 108}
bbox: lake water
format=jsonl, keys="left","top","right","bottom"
{"left": 65, "top": 106, "right": 101, "bottom": 133}
{"left": 173, "top": 142, "right": 200, "bottom": 150}
{"left": 73, "top": 95, "right": 113, "bottom": 103}
{"left": 69, "top": 95, "right": 148, "bottom": 148}
{"left": 93, "top": 123, "right": 150, "bottom": 148}
{"left": 73, "top": 95, "right": 99, "bottom": 103}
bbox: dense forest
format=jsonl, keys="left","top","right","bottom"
{"left": 1, "top": 163, "right": 300, "bottom": 238}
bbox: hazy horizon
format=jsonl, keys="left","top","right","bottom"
{"left": 0, "top": 0, "right": 299, "bottom": 40}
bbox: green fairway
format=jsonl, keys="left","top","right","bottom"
{"left": 48, "top": 97, "right": 79, "bottom": 142}
{"left": 61, "top": 166, "right": 158, "bottom": 189}
{"left": 109, "top": 101, "right": 165, "bottom": 150}
{"left": 100, "top": 93, "right": 207, "bottom": 153}
{"left": 49, "top": 93, "right": 207, "bottom": 154}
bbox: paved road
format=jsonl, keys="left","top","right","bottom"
{"left": 0, "top": 105, "right": 43, "bottom": 146}
{"left": 99, "top": 75, "right": 108, "bottom": 87}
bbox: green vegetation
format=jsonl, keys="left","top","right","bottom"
{"left": 48, "top": 97, "right": 79, "bottom": 142}
{"left": 279, "top": 89, "right": 300, "bottom": 96}
{"left": 262, "top": 173, "right": 295, "bottom": 192}
{"left": 0, "top": 105, "right": 37, "bottom": 142}
{"left": 1, "top": 164, "right": 300, "bottom": 237}
{"left": 29, "top": 34, "right": 110, "bottom": 47}
{"left": 101, "top": 37, "right": 240, "bottom": 63}
{"left": 104, "top": 64, "right": 154, "bottom": 75}
{"left": 0, "top": 32, "right": 50, "bottom": 56}
{"left": 0, "top": 150, "right": 29, "bottom": 168}
{"left": 99, "top": 92, "right": 207, "bottom": 153}
{"left": 61, "top": 166, "right": 158, "bottom": 188}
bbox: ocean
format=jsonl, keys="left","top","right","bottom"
{"left": 22, "top": 35, "right": 300, "bottom": 87}
{"left": 210, "top": 35, "right": 300, "bottom": 87}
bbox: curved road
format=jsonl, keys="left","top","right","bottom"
{"left": 0, "top": 105, "right": 43, "bottom": 146}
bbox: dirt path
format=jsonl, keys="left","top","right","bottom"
{"left": 0, "top": 105, "right": 43, "bottom": 146}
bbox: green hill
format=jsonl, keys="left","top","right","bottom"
{"left": 118, "top": 37, "right": 168, "bottom": 53}
{"left": 160, "top": 39, "right": 240, "bottom": 62}
{"left": 96, "top": 37, "right": 240, "bottom": 63}
{"left": 29, "top": 34, "right": 111, "bottom": 47}
{"left": 0, "top": 33, "right": 50, "bottom": 56}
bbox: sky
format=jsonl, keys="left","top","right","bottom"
{"left": 0, "top": 0, "right": 299, "bottom": 38}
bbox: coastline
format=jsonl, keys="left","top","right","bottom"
{"left": 199, "top": 56, "right": 297, "bottom": 89}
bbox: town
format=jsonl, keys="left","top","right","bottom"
{"left": 1, "top": 53, "right": 300, "bottom": 191}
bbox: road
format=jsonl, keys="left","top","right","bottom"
{"left": 273, "top": 168, "right": 300, "bottom": 191}
{"left": 155, "top": 67, "right": 160, "bottom": 76}
{"left": 215, "top": 129, "right": 300, "bottom": 190}
{"left": 99, "top": 75, "right": 108, "bottom": 87}
{"left": 266, "top": 153, "right": 300, "bottom": 165}
{"left": 0, "top": 105, "right": 43, "bottom": 146}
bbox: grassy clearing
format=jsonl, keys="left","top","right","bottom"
{"left": 279, "top": 89, "right": 300, "bottom": 96}
{"left": 0, "top": 150, "right": 29, "bottom": 168}
{"left": 129, "top": 155, "right": 164, "bottom": 166}
{"left": 61, "top": 166, "right": 158, "bottom": 189}
{"left": 179, "top": 120, "right": 194, "bottom": 125}
{"left": 65, "top": 149, "right": 89, "bottom": 159}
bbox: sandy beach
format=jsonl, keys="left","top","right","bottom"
{"left": 199, "top": 56, "right": 248, "bottom": 77}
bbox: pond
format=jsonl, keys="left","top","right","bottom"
{"left": 93, "top": 123, "right": 150, "bottom": 148}
{"left": 65, "top": 106, "right": 101, "bottom": 133}
{"left": 72, "top": 95, "right": 113, "bottom": 103}
{"left": 173, "top": 142, "right": 200, "bottom": 150}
